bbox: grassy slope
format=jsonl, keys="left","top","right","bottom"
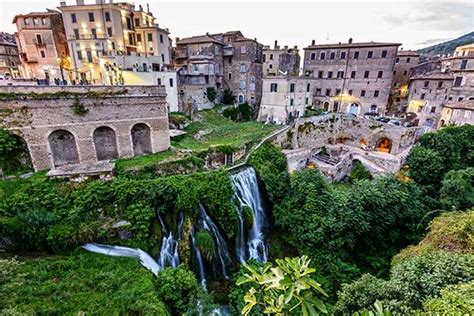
{"left": 0, "top": 251, "right": 168, "bottom": 315}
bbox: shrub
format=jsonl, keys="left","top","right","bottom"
{"left": 423, "top": 280, "right": 474, "bottom": 314}
{"left": 195, "top": 230, "right": 216, "bottom": 262}
{"left": 350, "top": 161, "right": 373, "bottom": 182}
{"left": 440, "top": 167, "right": 474, "bottom": 211}
{"left": 222, "top": 89, "right": 235, "bottom": 105}
{"left": 206, "top": 87, "right": 217, "bottom": 103}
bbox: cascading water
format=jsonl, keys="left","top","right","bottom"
{"left": 157, "top": 212, "right": 184, "bottom": 269}
{"left": 191, "top": 226, "right": 207, "bottom": 290}
{"left": 198, "top": 204, "right": 233, "bottom": 278}
{"left": 231, "top": 167, "right": 269, "bottom": 263}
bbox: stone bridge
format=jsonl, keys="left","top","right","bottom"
{"left": 0, "top": 85, "right": 170, "bottom": 171}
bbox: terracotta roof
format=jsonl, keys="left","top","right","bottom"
{"left": 443, "top": 99, "right": 474, "bottom": 110}
{"left": 12, "top": 10, "right": 59, "bottom": 23}
{"left": 176, "top": 35, "right": 224, "bottom": 45}
{"left": 410, "top": 71, "right": 453, "bottom": 80}
{"left": 303, "top": 41, "right": 401, "bottom": 50}
{"left": 397, "top": 50, "right": 420, "bottom": 57}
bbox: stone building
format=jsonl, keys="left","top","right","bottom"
{"left": 174, "top": 31, "right": 263, "bottom": 112}
{"left": 406, "top": 72, "right": 453, "bottom": 128}
{"left": 439, "top": 99, "right": 474, "bottom": 127}
{"left": 0, "top": 85, "right": 170, "bottom": 171}
{"left": 13, "top": 10, "right": 69, "bottom": 81}
{"left": 302, "top": 38, "right": 400, "bottom": 115}
{"left": 0, "top": 32, "right": 20, "bottom": 79}
{"left": 58, "top": 0, "right": 172, "bottom": 84}
{"left": 392, "top": 50, "right": 420, "bottom": 90}
{"left": 444, "top": 44, "right": 474, "bottom": 102}
{"left": 258, "top": 76, "right": 314, "bottom": 124}
{"left": 411, "top": 56, "right": 442, "bottom": 77}
{"left": 263, "top": 41, "right": 300, "bottom": 76}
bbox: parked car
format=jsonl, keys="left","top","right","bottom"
{"left": 376, "top": 117, "right": 390, "bottom": 123}
{"left": 345, "top": 113, "right": 357, "bottom": 118}
{"left": 363, "top": 112, "right": 379, "bottom": 120}
{"left": 388, "top": 119, "right": 402, "bottom": 126}
{"left": 403, "top": 121, "right": 415, "bottom": 127}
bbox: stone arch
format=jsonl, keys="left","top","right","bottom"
{"left": 48, "top": 129, "right": 80, "bottom": 167}
{"left": 131, "top": 123, "right": 152, "bottom": 156}
{"left": 93, "top": 126, "right": 118, "bottom": 161}
{"left": 375, "top": 137, "right": 392, "bottom": 153}
{"left": 2, "top": 134, "right": 33, "bottom": 174}
{"left": 349, "top": 103, "right": 360, "bottom": 115}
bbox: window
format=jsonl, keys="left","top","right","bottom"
{"left": 353, "top": 51, "right": 359, "bottom": 59}
{"left": 337, "top": 71, "right": 344, "bottom": 79}
{"left": 374, "top": 90, "right": 379, "bottom": 97}
{"left": 403, "top": 70, "right": 408, "bottom": 75}
{"left": 262, "top": 54, "right": 266, "bottom": 62}
{"left": 431, "top": 106, "right": 436, "bottom": 113}
{"left": 228, "top": 73, "right": 232, "bottom": 80}
{"left": 306, "top": 83, "right": 310, "bottom": 92}
{"left": 348, "top": 89, "right": 353, "bottom": 95}
{"left": 157, "top": 78, "right": 162, "bottom": 85}
{"left": 240, "top": 46, "right": 246, "bottom": 54}
{"left": 240, "top": 64, "right": 246, "bottom": 73}
{"left": 71, "top": 13, "right": 77, "bottom": 23}
{"left": 464, "top": 111, "right": 472, "bottom": 119}
{"left": 169, "top": 78, "right": 173, "bottom": 87}
{"left": 250, "top": 83, "right": 255, "bottom": 91}
{"left": 320, "top": 52, "right": 326, "bottom": 60}
{"left": 424, "top": 80, "right": 429, "bottom": 88}
{"left": 381, "top": 50, "right": 387, "bottom": 58}
{"left": 107, "top": 27, "right": 112, "bottom": 37}
{"left": 360, "top": 90, "right": 366, "bottom": 97}
{"left": 135, "top": 18, "right": 140, "bottom": 27}
{"left": 77, "top": 51, "right": 82, "bottom": 60}
{"left": 24, "top": 18, "right": 30, "bottom": 25}
{"left": 454, "top": 77, "right": 462, "bottom": 87}
{"left": 91, "top": 28, "right": 97, "bottom": 39}
{"left": 406, "top": 57, "right": 411, "bottom": 63}
{"left": 310, "top": 53, "right": 315, "bottom": 60}
{"left": 318, "top": 71, "right": 323, "bottom": 78}
{"left": 147, "top": 33, "right": 153, "bottom": 42}
{"left": 270, "top": 83, "right": 278, "bottom": 92}
{"left": 437, "top": 81, "right": 443, "bottom": 88}
{"left": 126, "top": 18, "right": 132, "bottom": 30}
{"left": 136, "top": 34, "right": 141, "bottom": 42}
{"left": 161, "top": 54, "right": 165, "bottom": 62}
{"left": 88, "top": 12, "right": 95, "bottom": 22}
{"left": 315, "top": 88, "right": 321, "bottom": 96}
{"left": 396, "top": 57, "right": 400, "bottom": 63}
{"left": 305, "top": 97, "right": 309, "bottom": 105}
{"left": 328, "top": 71, "right": 333, "bottom": 79}
{"left": 367, "top": 51, "right": 373, "bottom": 58}
{"left": 270, "top": 54, "right": 274, "bottom": 60}
{"left": 290, "top": 83, "right": 295, "bottom": 92}
{"left": 74, "top": 29, "right": 80, "bottom": 39}
{"left": 421, "top": 93, "right": 426, "bottom": 100}
{"left": 341, "top": 52, "right": 346, "bottom": 59}
{"left": 41, "top": 18, "right": 47, "bottom": 25}
{"left": 460, "top": 59, "right": 468, "bottom": 70}
{"left": 86, "top": 51, "right": 93, "bottom": 62}
{"left": 351, "top": 71, "right": 356, "bottom": 78}
{"left": 35, "top": 34, "right": 43, "bottom": 44}
{"left": 336, "top": 89, "right": 341, "bottom": 95}
{"left": 290, "top": 98, "right": 294, "bottom": 106}
{"left": 393, "top": 71, "right": 396, "bottom": 75}
{"left": 364, "top": 71, "right": 369, "bottom": 79}
{"left": 105, "top": 12, "right": 110, "bottom": 22}
{"left": 160, "top": 34, "right": 164, "bottom": 43}
{"left": 325, "top": 89, "right": 331, "bottom": 96}
{"left": 330, "top": 52, "right": 335, "bottom": 59}
{"left": 269, "top": 64, "right": 272, "bottom": 69}
{"left": 40, "top": 50, "right": 46, "bottom": 58}
{"left": 33, "top": 18, "right": 38, "bottom": 25}
{"left": 453, "top": 109, "right": 460, "bottom": 117}
{"left": 458, "top": 96, "right": 464, "bottom": 101}
{"left": 377, "top": 71, "right": 383, "bottom": 78}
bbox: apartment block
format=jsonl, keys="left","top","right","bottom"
{"left": 13, "top": 10, "right": 69, "bottom": 81}
{"left": 303, "top": 38, "right": 400, "bottom": 115}
{"left": 263, "top": 41, "right": 300, "bottom": 76}
{"left": 392, "top": 50, "right": 420, "bottom": 90}
{"left": 445, "top": 44, "right": 474, "bottom": 102}
{"left": 0, "top": 32, "right": 20, "bottom": 79}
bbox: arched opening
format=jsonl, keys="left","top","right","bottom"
{"left": 131, "top": 123, "right": 152, "bottom": 156}
{"left": 370, "top": 104, "right": 378, "bottom": 113}
{"left": 1, "top": 134, "right": 33, "bottom": 174}
{"left": 439, "top": 119, "right": 445, "bottom": 127}
{"left": 349, "top": 103, "right": 359, "bottom": 115}
{"left": 323, "top": 102, "right": 329, "bottom": 111}
{"left": 48, "top": 130, "right": 80, "bottom": 167}
{"left": 376, "top": 137, "right": 392, "bottom": 153}
{"left": 333, "top": 102, "right": 339, "bottom": 112}
{"left": 238, "top": 95, "right": 244, "bottom": 104}
{"left": 93, "top": 126, "right": 118, "bottom": 161}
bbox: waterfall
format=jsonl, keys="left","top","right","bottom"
{"left": 157, "top": 212, "right": 184, "bottom": 269}
{"left": 198, "top": 204, "right": 233, "bottom": 278}
{"left": 191, "top": 226, "right": 207, "bottom": 290}
{"left": 82, "top": 243, "right": 160, "bottom": 276}
{"left": 231, "top": 167, "right": 269, "bottom": 263}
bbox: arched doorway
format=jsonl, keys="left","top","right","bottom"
{"left": 376, "top": 137, "right": 392, "bottom": 153}
{"left": 131, "top": 123, "right": 152, "bottom": 156}
{"left": 238, "top": 95, "right": 244, "bottom": 104}
{"left": 323, "top": 102, "right": 329, "bottom": 111}
{"left": 48, "top": 130, "right": 80, "bottom": 167}
{"left": 370, "top": 104, "right": 378, "bottom": 113}
{"left": 349, "top": 103, "right": 359, "bottom": 115}
{"left": 93, "top": 126, "right": 118, "bottom": 160}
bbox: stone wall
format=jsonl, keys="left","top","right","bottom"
{"left": 0, "top": 85, "right": 170, "bottom": 171}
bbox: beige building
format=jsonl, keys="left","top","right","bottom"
{"left": 13, "top": 10, "right": 69, "bottom": 82}
{"left": 392, "top": 50, "right": 420, "bottom": 90}
{"left": 303, "top": 38, "right": 400, "bottom": 115}
{"left": 58, "top": 0, "right": 172, "bottom": 84}
{"left": 406, "top": 72, "right": 453, "bottom": 128}
{"left": 444, "top": 44, "right": 474, "bottom": 102}
{"left": 259, "top": 76, "right": 314, "bottom": 124}
{"left": 440, "top": 99, "right": 474, "bottom": 127}
{"left": 263, "top": 41, "right": 300, "bottom": 76}
{"left": 0, "top": 32, "right": 20, "bottom": 79}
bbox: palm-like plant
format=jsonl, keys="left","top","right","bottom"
{"left": 236, "top": 255, "right": 328, "bottom": 315}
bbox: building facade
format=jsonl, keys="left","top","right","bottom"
{"left": 0, "top": 32, "right": 20, "bottom": 79}
{"left": 445, "top": 44, "right": 474, "bottom": 102}
{"left": 439, "top": 99, "right": 474, "bottom": 127}
{"left": 259, "top": 76, "right": 314, "bottom": 124}
{"left": 13, "top": 10, "right": 69, "bottom": 81}
{"left": 302, "top": 39, "right": 400, "bottom": 115}
{"left": 392, "top": 50, "right": 420, "bottom": 90}
{"left": 406, "top": 72, "right": 453, "bottom": 128}
{"left": 263, "top": 41, "right": 300, "bottom": 76}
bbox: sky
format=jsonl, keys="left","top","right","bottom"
{"left": 1, "top": 0, "right": 473, "bottom": 51}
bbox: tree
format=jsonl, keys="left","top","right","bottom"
{"left": 237, "top": 255, "right": 328, "bottom": 316}
{"left": 350, "top": 161, "right": 373, "bottom": 182}
{"left": 439, "top": 168, "right": 474, "bottom": 211}
{"left": 222, "top": 89, "right": 235, "bottom": 105}
{"left": 206, "top": 87, "right": 217, "bottom": 103}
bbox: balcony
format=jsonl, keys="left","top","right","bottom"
{"left": 223, "top": 46, "right": 234, "bottom": 56}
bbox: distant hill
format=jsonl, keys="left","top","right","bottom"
{"left": 418, "top": 31, "right": 474, "bottom": 56}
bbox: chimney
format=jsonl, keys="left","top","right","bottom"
{"left": 294, "top": 45, "right": 298, "bottom": 50}
{"left": 274, "top": 40, "right": 278, "bottom": 49}
{"left": 147, "top": 3, "right": 150, "bottom": 13}
{"left": 284, "top": 45, "right": 288, "bottom": 49}
{"left": 311, "top": 39, "right": 315, "bottom": 46}
{"left": 60, "top": 1, "right": 66, "bottom": 5}
{"left": 176, "top": 37, "right": 180, "bottom": 43}
{"left": 348, "top": 38, "right": 353, "bottom": 44}
{"left": 76, "top": 0, "right": 84, "bottom": 5}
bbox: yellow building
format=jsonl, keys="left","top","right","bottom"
{"left": 439, "top": 100, "right": 474, "bottom": 127}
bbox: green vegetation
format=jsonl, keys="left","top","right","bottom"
{"left": 222, "top": 102, "right": 253, "bottom": 121}
{"left": 350, "top": 161, "right": 373, "bottom": 182}
{"left": 195, "top": 230, "right": 216, "bottom": 261}
{"left": 71, "top": 97, "right": 89, "bottom": 115}
{"left": 206, "top": 87, "right": 218, "bottom": 103}
{"left": 222, "top": 89, "right": 235, "bottom": 105}
{"left": 440, "top": 167, "right": 474, "bottom": 211}
{"left": 0, "top": 89, "right": 128, "bottom": 101}
{"left": 0, "top": 127, "right": 33, "bottom": 175}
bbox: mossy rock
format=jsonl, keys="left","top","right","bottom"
{"left": 242, "top": 205, "right": 254, "bottom": 228}
{"left": 179, "top": 217, "right": 194, "bottom": 268}
{"left": 195, "top": 230, "right": 216, "bottom": 262}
